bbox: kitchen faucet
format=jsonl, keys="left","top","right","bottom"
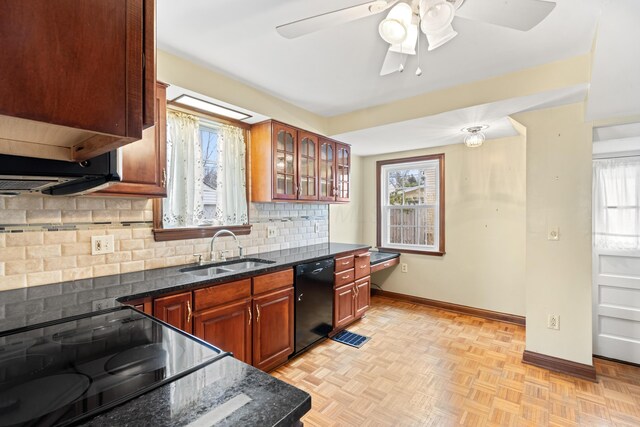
{"left": 210, "top": 229, "right": 244, "bottom": 261}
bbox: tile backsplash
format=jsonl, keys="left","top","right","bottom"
{"left": 0, "top": 196, "right": 328, "bottom": 290}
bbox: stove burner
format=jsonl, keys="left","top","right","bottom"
{"left": 0, "top": 373, "right": 90, "bottom": 426}
{"left": 105, "top": 343, "right": 168, "bottom": 377}
{"left": 0, "top": 354, "right": 54, "bottom": 381}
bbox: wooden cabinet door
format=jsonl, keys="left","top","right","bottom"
{"left": 98, "top": 82, "right": 167, "bottom": 197}
{"left": 354, "top": 276, "right": 371, "bottom": 318}
{"left": 297, "top": 132, "right": 319, "bottom": 201}
{"left": 334, "top": 283, "right": 356, "bottom": 330}
{"left": 319, "top": 138, "right": 336, "bottom": 201}
{"left": 193, "top": 299, "right": 252, "bottom": 364}
{"left": 252, "top": 287, "right": 294, "bottom": 371}
{"left": 272, "top": 123, "right": 298, "bottom": 200}
{"left": 154, "top": 292, "right": 192, "bottom": 333}
{"left": 335, "top": 143, "right": 351, "bottom": 202}
{"left": 0, "top": 0, "right": 154, "bottom": 160}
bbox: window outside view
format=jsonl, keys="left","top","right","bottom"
{"left": 381, "top": 159, "right": 440, "bottom": 251}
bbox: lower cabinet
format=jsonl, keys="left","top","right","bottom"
{"left": 193, "top": 298, "right": 252, "bottom": 365}
{"left": 252, "top": 287, "right": 294, "bottom": 371}
{"left": 332, "top": 250, "right": 372, "bottom": 332}
{"left": 334, "top": 283, "right": 356, "bottom": 330}
{"left": 153, "top": 291, "right": 192, "bottom": 332}
{"left": 148, "top": 269, "right": 294, "bottom": 372}
{"left": 354, "top": 276, "right": 371, "bottom": 318}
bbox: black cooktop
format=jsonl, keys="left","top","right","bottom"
{"left": 0, "top": 307, "right": 229, "bottom": 427}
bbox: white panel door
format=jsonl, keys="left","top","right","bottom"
{"left": 592, "top": 249, "right": 640, "bottom": 363}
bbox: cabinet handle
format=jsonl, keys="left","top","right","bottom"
{"left": 342, "top": 261, "right": 350, "bottom": 265}
{"left": 161, "top": 168, "right": 167, "bottom": 188}
{"left": 187, "top": 301, "right": 192, "bottom": 324}
{"left": 383, "top": 262, "right": 389, "bottom": 267}
{"left": 256, "top": 305, "right": 261, "bottom": 323}
{"left": 360, "top": 265, "right": 367, "bottom": 269}
{"left": 248, "top": 305, "right": 252, "bottom": 325}
{"left": 342, "top": 275, "right": 350, "bottom": 279}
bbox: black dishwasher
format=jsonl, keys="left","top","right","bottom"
{"left": 294, "top": 258, "right": 335, "bottom": 355}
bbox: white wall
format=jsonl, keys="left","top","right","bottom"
{"left": 340, "top": 136, "right": 527, "bottom": 316}
{"left": 514, "top": 103, "right": 593, "bottom": 365}
{"left": 330, "top": 155, "right": 363, "bottom": 244}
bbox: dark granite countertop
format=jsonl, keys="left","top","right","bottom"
{"left": 369, "top": 250, "right": 400, "bottom": 266}
{"left": 82, "top": 354, "right": 311, "bottom": 427}
{"left": 0, "top": 242, "right": 369, "bottom": 334}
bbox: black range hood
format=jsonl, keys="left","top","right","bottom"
{"left": 0, "top": 151, "right": 120, "bottom": 196}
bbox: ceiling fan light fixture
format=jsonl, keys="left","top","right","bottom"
{"left": 389, "top": 23, "right": 418, "bottom": 55}
{"left": 462, "top": 125, "right": 489, "bottom": 148}
{"left": 379, "top": 2, "right": 413, "bottom": 45}
{"left": 419, "top": 0, "right": 455, "bottom": 34}
{"left": 425, "top": 25, "right": 458, "bottom": 51}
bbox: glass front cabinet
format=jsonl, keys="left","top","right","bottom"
{"left": 250, "top": 120, "right": 350, "bottom": 203}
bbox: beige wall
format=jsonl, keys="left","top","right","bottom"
{"left": 329, "top": 155, "right": 363, "bottom": 244}
{"left": 347, "top": 136, "right": 527, "bottom": 317}
{"left": 513, "top": 103, "right": 593, "bottom": 365}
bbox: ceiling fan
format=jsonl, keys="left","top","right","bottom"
{"left": 276, "top": 0, "right": 556, "bottom": 76}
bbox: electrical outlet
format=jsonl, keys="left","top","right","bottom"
{"left": 267, "top": 226, "right": 278, "bottom": 238}
{"left": 314, "top": 222, "right": 320, "bottom": 234}
{"left": 91, "top": 235, "right": 114, "bottom": 255}
{"left": 547, "top": 314, "right": 560, "bottom": 330}
{"left": 401, "top": 263, "right": 408, "bottom": 273}
{"left": 92, "top": 298, "right": 113, "bottom": 311}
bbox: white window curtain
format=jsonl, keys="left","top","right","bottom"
{"left": 215, "top": 124, "right": 248, "bottom": 225}
{"left": 163, "top": 111, "right": 205, "bottom": 228}
{"left": 593, "top": 157, "right": 640, "bottom": 250}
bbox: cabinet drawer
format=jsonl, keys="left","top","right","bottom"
{"left": 193, "top": 279, "right": 251, "bottom": 312}
{"left": 253, "top": 269, "right": 294, "bottom": 295}
{"left": 335, "top": 255, "right": 354, "bottom": 272}
{"left": 334, "top": 268, "right": 355, "bottom": 287}
{"left": 354, "top": 253, "right": 371, "bottom": 279}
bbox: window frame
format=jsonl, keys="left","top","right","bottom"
{"left": 152, "top": 104, "right": 252, "bottom": 242}
{"left": 376, "top": 153, "right": 445, "bottom": 256}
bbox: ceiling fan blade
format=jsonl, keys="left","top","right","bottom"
{"left": 276, "top": 1, "right": 398, "bottom": 39}
{"left": 380, "top": 49, "right": 407, "bottom": 76}
{"left": 456, "top": 0, "right": 556, "bottom": 31}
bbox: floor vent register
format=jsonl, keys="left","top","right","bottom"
{"left": 331, "top": 330, "right": 370, "bottom": 348}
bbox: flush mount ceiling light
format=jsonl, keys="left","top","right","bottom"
{"left": 461, "top": 125, "right": 489, "bottom": 148}
{"left": 276, "top": 0, "right": 557, "bottom": 77}
{"left": 172, "top": 95, "right": 251, "bottom": 121}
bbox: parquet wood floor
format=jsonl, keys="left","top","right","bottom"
{"left": 272, "top": 296, "right": 640, "bottom": 426}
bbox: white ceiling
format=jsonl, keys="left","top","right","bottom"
{"left": 335, "top": 84, "right": 588, "bottom": 155}
{"left": 157, "top": 0, "right": 602, "bottom": 117}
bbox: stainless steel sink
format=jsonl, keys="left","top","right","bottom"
{"left": 224, "top": 260, "right": 274, "bottom": 271}
{"left": 179, "top": 258, "right": 275, "bottom": 276}
{"left": 180, "top": 266, "right": 233, "bottom": 277}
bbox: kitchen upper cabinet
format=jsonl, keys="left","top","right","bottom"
{"left": 97, "top": 81, "right": 167, "bottom": 198}
{"left": 250, "top": 120, "right": 350, "bottom": 203}
{"left": 252, "top": 287, "right": 294, "bottom": 372}
{"left": 273, "top": 123, "right": 298, "bottom": 200}
{"left": 0, "top": 0, "right": 156, "bottom": 162}
{"left": 153, "top": 292, "right": 192, "bottom": 333}
{"left": 193, "top": 299, "right": 253, "bottom": 365}
{"left": 298, "top": 132, "right": 319, "bottom": 200}
{"left": 335, "top": 143, "right": 351, "bottom": 202}
{"left": 319, "top": 138, "right": 336, "bottom": 202}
